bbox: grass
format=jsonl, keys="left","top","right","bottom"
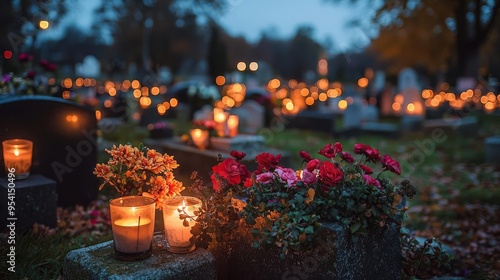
{"left": 2, "top": 111, "right": 499, "bottom": 279}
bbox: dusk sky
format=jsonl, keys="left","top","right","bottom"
{"left": 47, "top": 0, "right": 376, "bottom": 53}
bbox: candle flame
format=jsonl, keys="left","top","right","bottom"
{"left": 14, "top": 149, "right": 20, "bottom": 156}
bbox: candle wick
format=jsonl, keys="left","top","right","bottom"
{"left": 136, "top": 215, "right": 141, "bottom": 252}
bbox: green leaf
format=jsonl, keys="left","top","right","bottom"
{"left": 304, "top": 225, "right": 314, "bottom": 234}
{"left": 350, "top": 222, "right": 361, "bottom": 233}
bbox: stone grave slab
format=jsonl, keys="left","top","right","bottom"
{"left": 485, "top": 136, "right": 500, "bottom": 164}
{"left": 0, "top": 174, "right": 57, "bottom": 231}
{"left": 63, "top": 234, "right": 216, "bottom": 280}
{"left": 284, "top": 110, "right": 335, "bottom": 133}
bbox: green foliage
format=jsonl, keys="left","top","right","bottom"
{"left": 400, "top": 228, "right": 453, "bottom": 279}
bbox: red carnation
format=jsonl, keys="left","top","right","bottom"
{"left": 306, "top": 159, "right": 320, "bottom": 172}
{"left": 381, "top": 155, "right": 401, "bottom": 175}
{"left": 256, "top": 152, "right": 281, "bottom": 170}
{"left": 353, "top": 143, "right": 380, "bottom": 163}
{"left": 319, "top": 161, "right": 343, "bottom": 187}
{"left": 230, "top": 150, "right": 246, "bottom": 161}
{"left": 318, "top": 142, "right": 341, "bottom": 159}
{"left": 359, "top": 164, "right": 373, "bottom": 174}
{"left": 299, "top": 150, "right": 313, "bottom": 162}
{"left": 339, "top": 151, "right": 354, "bottom": 163}
{"left": 212, "top": 158, "right": 242, "bottom": 185}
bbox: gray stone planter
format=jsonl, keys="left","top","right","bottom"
{"left": 209, "top": 221, "right": 401, "bottom": 280}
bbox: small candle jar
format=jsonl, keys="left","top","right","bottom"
{"left": 2, "top": 139, "right": 33, "bottom": 179}
{"left": 109, "top": 196, "right": 156, "bottom": 261}
{"left": 213, "top": 108, "right": 229, "bottom": 137}
{"left": 227, "top": 115, "right": 239, "bottom": 137}
{"left": 162, "top": 196, "right": 202, "bottom": 254}
{"left": 189, "top": 129, "right": 209, "bottom": 150}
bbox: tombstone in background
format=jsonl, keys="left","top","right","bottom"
{"left": 398, "top": 68, "right": 425, "bottom": 130}
{"left": 75, "top": 55, "right": 101, "bottom": 77}
{"left": 380, "top": 84, "right": 394, "bottom": 116}
{"left": 231, "top": 100, "right": 265, "bottom": 134}
{"left": 361, "top": 104, "right": 379, "bottom": 122}
{"left": 0, "top": 96, "right": 98, "bottom": 207}
{"left": 343, "top": 97, "right": 363, "bottom": 129}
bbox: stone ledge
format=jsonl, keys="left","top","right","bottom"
{"left": 63, "top": 235, "right": 216, "bottom": 280}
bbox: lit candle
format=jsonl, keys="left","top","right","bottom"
{"left": 213, "top": 108, "right": 229, "bottom": 137}
{"left": 189, "top": 129, "right": 209, "bottom": 150}
{"left": 113, "top": 216, "right": 153, "bottom": 253}
{"left": 227, "top": 115, "right": 239, "bottom": 137}
{"left": 163, "top": 196, "right": 202, "bottom": 253}
{"left": 2, "top": 139, "right": 33, "bottom": 179}
{"left": 109, "top": 196, "right": 156, "bottom": 260}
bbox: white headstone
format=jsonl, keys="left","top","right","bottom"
{"left": 398, "top": 68, "right": 424, "bottom": 118}
{"left": 343, "top": 97, "right": 363, "bottom": 129}
{"left": 230, "top": 100, "right": 265, "bottom": 134}
{"left": 361, "top": 105, "right": 379, "bottom": 122}
{"left": 75, "top": 55, "right": 100, "bottom": 77}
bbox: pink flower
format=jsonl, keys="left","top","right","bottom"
{"left": 256, "top": 172, "right": 274, "bottom": 184}
{"left": 363, "top": 174, "right": 381, "bottom": 189}
{"left": 276, "top": 167, "right": 297, "bottom": 187}
{"left": 301, "top": 169, "right": 317, "bottom": 185}
{"left": 381, "top": 155, "right": 401, "bottom": 175}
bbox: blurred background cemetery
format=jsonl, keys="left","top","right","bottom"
{"left": 0, "top": 0, "right": 500, "bottom": 279}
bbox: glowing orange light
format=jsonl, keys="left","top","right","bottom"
{"left": 237, "top": 62, "right": 246, "bottom": 71}
{"left": 95, "top": 110, "right": 102, "bottom": 121}
{"left": 108, "top": 88, "right": 117, "bottom": 97}
{"left": 39, "top": 20, "right": 49, "bottom": 29}
{"left": 357, "top": 77, "right": 369, "bottom": 88}
{"left": 392, "top": 102, "right": 401, "bottom": 111}
{"left": 215, "top": 76, "right": 226, "bottom": 86}
{"left": 62, "top": 91, "right": 71, "bottom": 99}
{"left": 170, "top": 98, "right": 178, "bottom": 107}
{"left": 249, "top": 62, "right": 258, "bottom": 71}
{"left": 338, "top": 100, "right": 348, "bottom": 110}
{"left": 131, "top": 80, "right": 140, "bottom": 89}
{"left": 151, "top": 86, "right": 160, "bottom": 96}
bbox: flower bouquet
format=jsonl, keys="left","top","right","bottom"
{"left": 203, "top": 142, "right": 416, "bottom": 259}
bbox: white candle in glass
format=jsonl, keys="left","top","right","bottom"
{"left": 189, "top": 129, "right": 209, "bottom": 150}
{"left": 113, "top": 216, "right": 153, "bottom": 253}
{"left": 163, "top": 196, "right": 202, "bottom": 253}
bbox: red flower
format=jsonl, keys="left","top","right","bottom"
{"left": 243, "top": 177, "right": 254, "bottom": 188}
{"left": 363, "top": 174, "right": 381, "bottom": 189}
{"left": 333, "top": 142, "right": 343, "bottom": 154}
{"left": 212, "top": 158, "right": 242, "bottom": 185}
{"left": 299, "top": 150, "right": 313, "bottom": 162}
{"left": 353, "top": 143, "right": 381, "bottom": 163}
{"left": 318, "top": 142, "right": 341, "bottom": 159}
{"left": 18, "top": 53, "right": 32, "bottom": 62}
{"left": 319, "top": 161, "right": 343, "bottom": 187}
{"left": 381, "top": 155, "right": 401, "bottom": 175}
{"left": 359, "top": 164, "right": 373, "bottom": 174}
{"left": 230, "top": 150, "right": 246, "bottom": 161}
{"left": 306, "top": 159, "right": 320, "bottom": 172}
{"left": 339, "top": 151, "right": 354, "bottom": 163}
{"left": 27, "top": 70, "right": 36, "bottom": 80}
{"left": 256, "top": 152, "right": 281, "bottom": 170}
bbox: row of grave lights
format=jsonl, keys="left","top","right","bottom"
{"left": 60, "top": 76, "right": 500, "bottom": 121}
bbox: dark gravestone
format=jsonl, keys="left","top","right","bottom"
{"left": 0, "top": 96, "right": 98, "bottom": 207}
{"left": 284, "top": 110, "right": 335, "bottom": 133}
{"left": 0, "top": 174, "right": 57, "bottom": 231}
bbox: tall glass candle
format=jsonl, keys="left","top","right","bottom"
{"left": 2, "top": 139, "right": 33, "bottom": 179}
{"left": 227, "top": 115, "right": 239, "bottom": 137}
{"left": 213, "top": 108, "right": 229, "bottom": 137}
{"left": 163, "top": 196, "right": 202, "bottom": 253}
{"left": 110, "top": 196, "right": 156, "bottom": 261}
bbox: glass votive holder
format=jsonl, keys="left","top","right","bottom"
{"left": 189, "top": 129, "right": 209, "bottom": 150}
{"left": 2, "top": 139, "right": 33, "bottom": 179}
{"left": 109, "top": 196, "right": 156, "bottom": 261}
{"left": 162, "top": 196, "right": 202, "bottom": 254}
